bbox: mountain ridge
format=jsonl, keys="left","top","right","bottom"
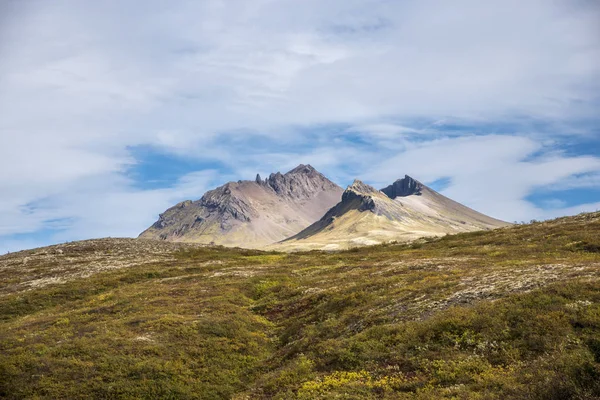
{"left": 276, "top": 176, "right": 509, "bottom": 250}
{"left": 138, "top": 164, "right": 344, "bottom": 248}
{"left": 140, "top": 166, "right": 510, "bottom": 250}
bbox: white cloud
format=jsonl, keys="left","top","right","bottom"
{"left": 0, "top": 0, "right": 599, "bottom": 251}
{"left": 347, "top": 123, "right": 423, "bottom": 140}
{"left": 2, "top": 0, "right": 598, "bottom": 139}
{"left": 540, "top": 202, "right": 600, "bottom": 221}
{"left": 537, "top": 172, "right": 600, "bottom": 192}
{"left": 0, "top": 169, "right": 223, "bottom": 252}
{"left": 361, "top": 135, "right": 600, "bottom": 222}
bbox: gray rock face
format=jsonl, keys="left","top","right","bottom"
{"left": 264, "top": 164, "right": 333, "bottom": 199}
{"left": 139, "top": 165, "right": 343, "bottom": 248}
{"left": 342, "top": 180, "right": 379, "bottom": 212}
{"left": 200, "top": 183, "right": 254, "bottom": 223}
{"left": 381, "top": 175, "right": 423, "bottom": 198}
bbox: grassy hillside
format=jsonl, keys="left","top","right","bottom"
{"left": 1, "top": 212, "right": 599, "bottom": 399}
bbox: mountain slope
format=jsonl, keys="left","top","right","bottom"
{"left": 1, "top": 213, "right": 599, "bottom": 399}
{"left": 277, "top": 175, "right": 509, "bottom": 250}
{"left": 139, "top": 164, "right": 343, "bottom": 248}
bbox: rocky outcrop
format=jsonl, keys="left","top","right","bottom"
{"left": 381, "top": 175, "right": 423, "bottom": 198}
{"left": 199, "top": 184, "right": 254, "bottom": 223}
{"left": 341, "top": 180, "right": 379, "bottom": 212}
{"left": 264, "top": 164, "right": 337, "bottom": 200}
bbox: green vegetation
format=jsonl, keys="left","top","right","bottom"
{"left": 1, "top": 212, "right": 599, "bottom": 399}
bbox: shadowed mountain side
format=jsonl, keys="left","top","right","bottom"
{"left": 275, "top": 176, "right": 509, "bottom": 251}
{"left": 139, "top": 165, "right": 343, "bottom": 248}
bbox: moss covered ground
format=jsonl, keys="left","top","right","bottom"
{"left": 1, "top": 212, "right": 599, "bottom": 399}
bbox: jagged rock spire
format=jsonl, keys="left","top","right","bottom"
{"left": 264, "top": 164, "right": 338, "bottom": 199}
{"left": 347, "top": 179, "right": 379, "bottom": 195}
{"left": 286, "top": 164, "right": 315, "bottom": 174}
{"left": 381, "top": 175, "right": 423, "bottom": 198}
{"left": 255, "top": 174, "right": 262, "bottom": 184}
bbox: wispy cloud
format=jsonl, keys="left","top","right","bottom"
{"left": 0, "top": 0, "right": 599, "bottom": 251}
{"left": 359, "top": 134, "right": 600, "bottom": 221}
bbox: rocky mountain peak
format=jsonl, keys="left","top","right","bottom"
{"left": 139, "top": 164, "right": 344, "bottom": 247}
{"left": 264, "top": 164, "right": 339, "bottom": 199}
{"left": 286, "top": 164, "right": 316, "bottom": 175}
{"left": 346, "top": 179, "right": 379, "bottom": 195}
{"left": 282, "top": 173, "right": 510, "bottom": 249}
{"left": 339, "top": 180, "right": 380, "bottom": 212}
{"left": 381, "top": 175, "right": 424, "bottom": 199}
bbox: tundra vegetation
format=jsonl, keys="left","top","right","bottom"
{"left": 0, "top": 212, "right": 599, "bottom": 399}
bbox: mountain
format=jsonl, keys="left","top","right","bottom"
{"left": 277, "top": 175, "right": 509, "bottom": 250}
{"left": 138, "top": 164, "right": 343, "bottom": 248}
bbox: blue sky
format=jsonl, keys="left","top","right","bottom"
{"left": 0, "top": 0, "right": 599, "bottom": 253}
